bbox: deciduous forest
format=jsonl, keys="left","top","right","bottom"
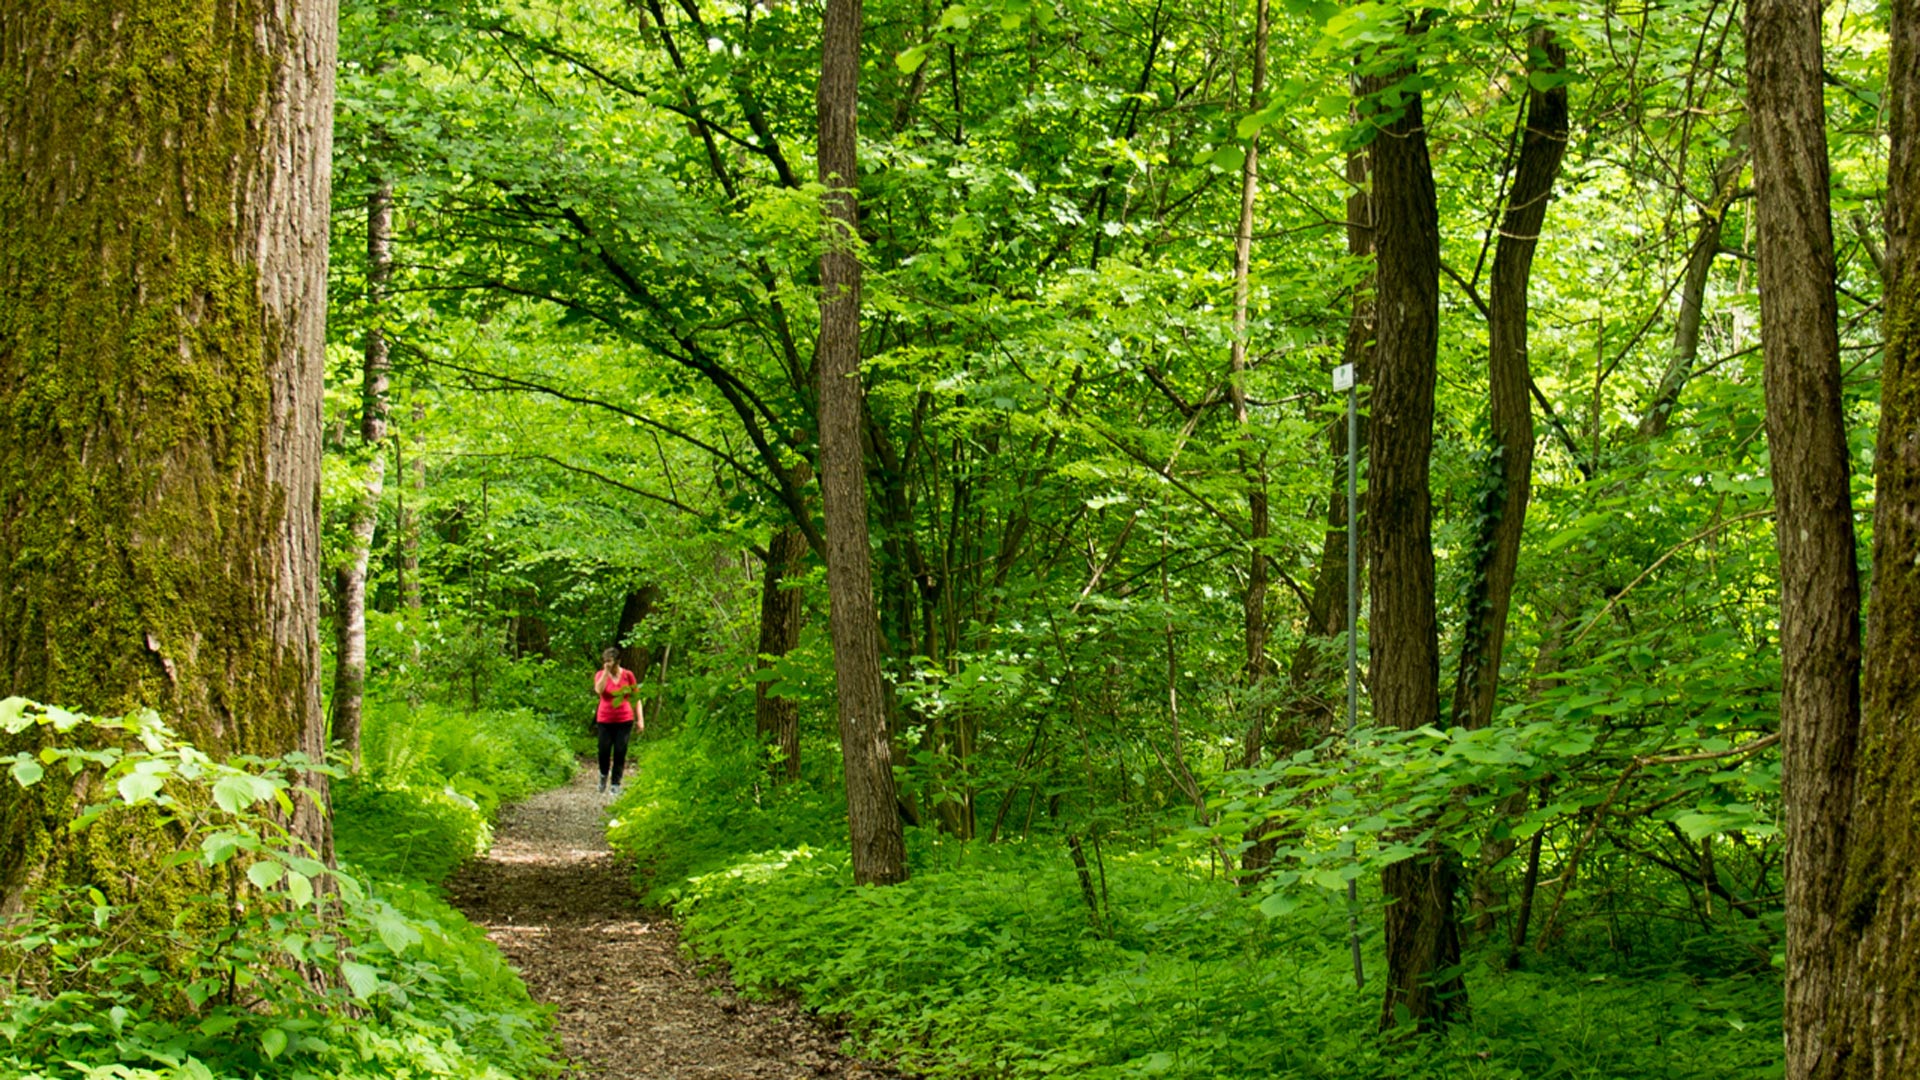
{"left": 2, "top": 0, "right": 1916, "bottom": 1076}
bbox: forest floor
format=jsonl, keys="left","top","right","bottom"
{"left": 445, "top": 761, "right": 896, "bottom": 1079}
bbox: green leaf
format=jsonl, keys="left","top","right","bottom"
{"left": 896, "top": 44, "right": 929, "bottom": 73}
{"left": 9, "top": 758, "right": 43, "bottom": 787}
{"left": 0, "top": 697, "right": 29, "bottom": 734}
{"left": 340, "top": 960, "right": 381, "bottom": 1001}
{"left": 285, "top": 870, "right": 314, "bottom": 907}
{"left": 261, "top": 1027, "right": 289, "bottom": 1060}
{"left": 213, "top": 773, "right": 274, "bottom": 815}
{"left": 247, "top": 860, "right": 286, "bottom": 890}
{"left": 117, "top": 770, "right": 164, "bottom": 804}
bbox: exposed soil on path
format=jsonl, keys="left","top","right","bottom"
{"left": 445, "top": 762, "right": 895, "bottom": 1079}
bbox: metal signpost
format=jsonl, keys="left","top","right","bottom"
{"left": 1332, "top": 362, "right": 1365, "bottom": 990}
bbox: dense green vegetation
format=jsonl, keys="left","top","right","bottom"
{"left": 0, "top": 693, "right": 573, "bottom": 1079}
{"left": 613, "top": 721, "right": 1784, "bottom": 1078}
{"left": 6, "top": 0, "right": 1919, "bottom": 1071}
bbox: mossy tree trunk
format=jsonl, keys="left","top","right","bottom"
{"left": 1744, "top": 1, "right": 1865, "bottom": 1073}
{"left": 1819, "top": 0, "right": 1920, "bottom": 1072}
{"left": 0, "top": 0, "right": 336, "bottom": 906}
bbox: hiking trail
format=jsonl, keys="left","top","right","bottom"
{"left": 446, "top": 763, "right": 894, "bottom": 1079}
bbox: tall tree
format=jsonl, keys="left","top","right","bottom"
{"left": 817, "top": 0, "right": 908, "bottom": 886}
{"left": 755, "top": 520, "right": 810, "bottom": 782}
{"left": 1283, "top": 144, "right": 1371, "bottom": 747}
{"left": 1822, "top": 0, "right": 1920, "bottom": 1070}
{"left": 1232, "top": 0, "right": 1275, "bottom": 877}
{"left": 0, "top": 0, "right": 336, "bottom": 903}
{"left": 1745, "top": 0, "right": 1863, "bottom": 1073}
{"left": 332, "top": 179, "right": 394, "bottom": 769}
{"left": 1361, "top": 35, "right": 1465, "bottom": 1030}
{"left": 1450, "top": 28, "right": 1568, "bottom": 733}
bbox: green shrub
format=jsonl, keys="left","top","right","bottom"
{"left": 358, "top": 700, "right": 574, "bottom": 818}
{"left": 615, "top": 726, "right": 1784, "bottom": 1079}
{"left": 332, "top": 779, "right": 490, "bottom": 884}
{"left": 608, "top": 728, "right": 843, "bottom": 903}
{"left": 0, "top": 700, "right": 559, "bottom": 1080}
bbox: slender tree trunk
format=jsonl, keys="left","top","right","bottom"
{"left": 755, "top": 521, "right": 809, "bottom": 782}
{"left": 1821, "top": 0, "right": 1920, "bottom": 1071}
{"left": 0, "top": 0, "right": 336, "bottom": 907}
{"left": 817, "top": 0, "right": 907, "bottom": 886}
{"left": 1745, "top": 1, "right": 1864, "bottom": 1073}
{"left": 1361, "top": 42, "right": 1465, "bottom": 1031}
{"left": 1230, "top": 0, "right": 1277, "bottom": 880}
{"left": 1231, "top": 0, "right": 1272, "bottom": 774}
{"left": 1450, "top": 29, "right": 1567, "bottom": 733}
{"left": 398, "top": 399, "right": 425, "bottom": 611}
{"left": 1283, "top": 146, "right": 1372, "bottom": 748}
{"left": 1637, "top": 145, "right": 1750, "bottom": 441}
{"left": 332, "top": 181, "right": 394, "bottom": 770}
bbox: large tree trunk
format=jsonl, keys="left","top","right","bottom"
{"left": 1361, "top": 45, "right": 1465, "bottom": 1032}
{"left": 1449, "top": 29, "right": 1567, "bottom": 734}
{"left": 0, "top": 0, "right": 336, "bottom": 906}
{"left": 1745, "top": 1, "right": 1864, "bottom": 1074}
{"left": 755, "top": 522, "right": 809, "bottom": 782}
{"left": 332, "top": 181, "right": 395, "bottom": 770}
{"left": 817, "top": 0, "right": 908, "bottom": 886}
{"left": 1821, "top": 0, "right": 1920, "bottom": 1072}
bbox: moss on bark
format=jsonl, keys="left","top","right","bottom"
{"left": 0, "top": 0, "right": 333, "bottom": 905}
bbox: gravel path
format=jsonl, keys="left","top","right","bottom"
{"left": 444, "top": 762, "right": 893, "bottom": 1079}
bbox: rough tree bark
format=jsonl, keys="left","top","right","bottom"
{"left": 1361, "top": 42, "right": 1466, "bottom": 1031}
{"left": 1745, "top": 0, "right": 1864, "bottom": 1073}
{"left": 331, "top": 181, "right": 394, "bottom": 770}
{"left": 817, "top": 0, "right": 908, "bottom": 886}
{"left": 1449, "top": 28, "right": 1567, "bottom": 734}
{"left": 755, "top": 521, "right": 809, "bottom": 782}
{"left": 1820, "top": 0, "right": 1920, "bottom": 1071}
{"left": 0, "top": 0, "right": 336, "bottom": 905}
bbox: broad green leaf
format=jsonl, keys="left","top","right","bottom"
{"left": 247, "top": 860, "right": 286, "bottom": 890}
{"left": 9, "top": 758, "right": 42, "bottom": 787}
{"left": 340, "top": 960, "right": 381, "bottom": 1001}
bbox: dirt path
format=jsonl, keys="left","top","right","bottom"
{"left": 445, "top": 763, "right": 893, "bottom": 1079}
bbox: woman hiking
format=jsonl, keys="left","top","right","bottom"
{"left": 592, "top": 646, "right": 643, "bottom": 795}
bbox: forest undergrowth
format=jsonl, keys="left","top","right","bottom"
{"left": 0, "top": 691, "right": 575, "bottom": 1080}
{"left": 613, "top": 725, "right": 1784, "bottom": 1080}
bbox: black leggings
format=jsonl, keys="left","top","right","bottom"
{"left": 596, "top": 721, "right": 634, "bottom": 784}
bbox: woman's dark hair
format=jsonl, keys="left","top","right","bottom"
{"left": 602, "top": 647, "right": 620, "bottom": 663}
